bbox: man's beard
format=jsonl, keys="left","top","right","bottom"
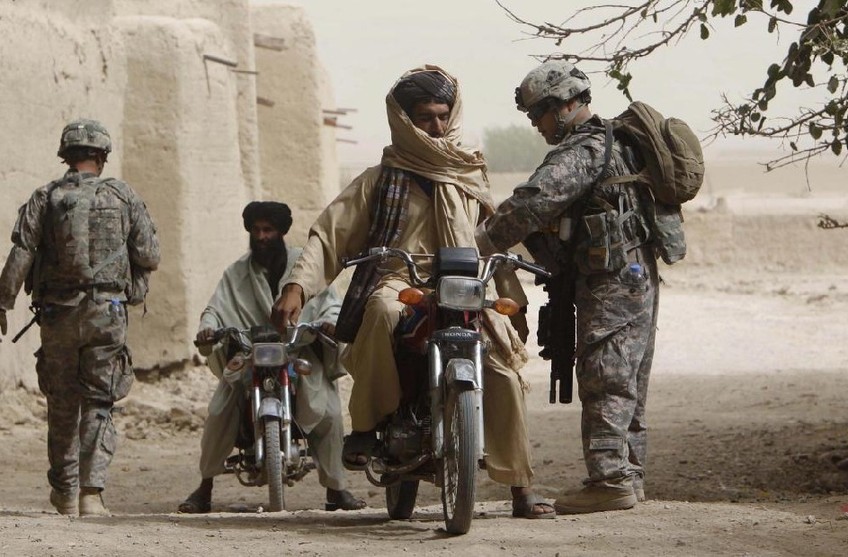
{"left": 250, "top": 232, "right": 286, "bottom": 274}
{"left": 250, "top": 235, "right": 288, "bottom": 296}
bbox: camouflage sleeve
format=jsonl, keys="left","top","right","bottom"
{"left": 0, "top": 189, "right": 48, "bottom": 310}
{"left": 480, "top": 147, "right": 596, "bottom": 252}
{"left": 126, "top": 189, "right": 160, "bottom": 271}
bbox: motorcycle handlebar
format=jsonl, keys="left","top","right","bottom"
{"left": 193, "top": 322, "right": 331, "bottom": 350}
{"left": 342, "top": 247, "right": 552, "bottom": 285}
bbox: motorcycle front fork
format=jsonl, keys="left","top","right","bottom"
{"left": 251, "top": 384, "right": 292, "bottom": 469}
{"left": 428, "top": 340, "right": 485, "bottom": 461}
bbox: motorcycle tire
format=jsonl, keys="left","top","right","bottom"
{"left": 440, "top": 387, "right": 478, "bottom": 535}
{"left": 385, "top": 478, "right": 419, "bottom": 520}
{"left": 264, "top": 417, "right": 285, "bottom": 512}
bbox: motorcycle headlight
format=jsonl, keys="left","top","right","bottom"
{"left": 252, "top": 343, "right": 286, "bottom": 367}
{"left": 437, "top": 276, "right": 485, "bottom": 311}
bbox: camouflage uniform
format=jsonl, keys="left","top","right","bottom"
{"left": 477, "top": 115, "right": 659, "bottom": 490}
{"left": 0, "top": 169, "right": 160, "bottom": 499}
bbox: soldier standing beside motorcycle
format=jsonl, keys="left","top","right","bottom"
{"left": 475, "top": 61, "right": 660, "bottom": 514}
{"left": 272, "top": 66, "right": 554, "bottom": 519}
{"left": 0, "top": 119, "right": 161, "bottom": 516}
{"left": 179, "top": 201, "right": 365, "bottom": 513}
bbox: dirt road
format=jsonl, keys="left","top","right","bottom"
{"left": 1, "top": 270, "right": 847, "bottom": 556}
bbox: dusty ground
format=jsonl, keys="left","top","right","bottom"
{"left": 1, "top": 253, "right": 848, "bottom": 556}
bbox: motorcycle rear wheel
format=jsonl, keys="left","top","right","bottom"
{"left": 385, "top": 478, "right": 419, "bottom": 520}
{"left": 264, "top": 418, "right": 285, "bottom": 512}
{"left": 440, "top": 387, "right": 478, "bottom": 535}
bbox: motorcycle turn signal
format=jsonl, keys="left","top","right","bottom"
{"left": 492, "top": 297, "right": 520, "bottom": 316}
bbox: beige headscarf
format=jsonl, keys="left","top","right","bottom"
{"left": 380, "top": 64, "right": 495, "bottom": 219}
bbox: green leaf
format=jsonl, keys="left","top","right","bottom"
{"left": 768, "top": 16, "right": 777, "bottom": 33}
{"left": 810, "top": 123, "right": 822, "bottom": 140}
{"left": 790, "top": 141, "right": 798, "bottom": 151}
{"left": 805, "top": 74, "right": 816, "bottom": 88}
{"left": 734, "top": 14, "right": 748, "bottom": 27}
{"left": 832, "top": 139, "right": 843, "bottom": 156}
{"left": 767, "top": 63, "right": 781, "bottom": 78}
{"left": 828, "top": 76, "right": 839, "bottom": 94}
{"left": 700, "top": 23, "right": 710, "bottom": 40}
{"left": 751, "top": 112, "right": 761, "bottom": 122}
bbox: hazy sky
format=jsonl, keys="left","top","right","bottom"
{"left": 271, "top": 0, "right": 822, "bottom": 167}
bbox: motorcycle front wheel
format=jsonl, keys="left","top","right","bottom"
{"left": 263, "top": 417, "right": 285, "bottom": 512}
{"left": 440, "top": 387, "right": 478, "bottom": 535}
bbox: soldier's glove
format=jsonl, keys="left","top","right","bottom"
{"left": 0, "top": 309, "right": 7, "bottom": 336}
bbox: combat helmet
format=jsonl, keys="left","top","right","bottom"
{"left": 57, "top": 119, "right": 112, "bottom": 157}
{"left": 515, "top": 60, "right": 591, "bottom": 113}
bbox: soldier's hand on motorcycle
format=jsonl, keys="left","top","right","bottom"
{"left": 0, "top": 309, "right": 7, "bottom": 336}
{"left": 195, "top": 327, "right": 216, "bottom": 344}
{"left": 271, "top": 283, "right": 304, "bottom": 333}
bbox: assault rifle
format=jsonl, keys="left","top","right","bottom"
{"left": 536, "top": 270, "right": 576, "bottom": 404}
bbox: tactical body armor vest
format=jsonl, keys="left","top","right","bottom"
{"left": 36, "top": 173, "right": 132, "bottom": 299}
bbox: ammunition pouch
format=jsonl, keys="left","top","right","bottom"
{"left": 649, "top": 202, "right": 687, "bottom": 264}
{"left": 575, "top": 191, "right": 650, "bottom": 275}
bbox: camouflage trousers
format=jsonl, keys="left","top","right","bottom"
{"left": 35, "top": 297, "right": 133, "bottom": 495}
{"left": 574, "top": 246, "right": 659, "bottom": 489}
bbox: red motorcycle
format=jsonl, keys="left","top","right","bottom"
{"left": 342, "top": 246, "right": 549, "bottom": 534}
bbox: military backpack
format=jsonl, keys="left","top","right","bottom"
{"left": 599, "top": 102, "right": 705, "bottom": 264}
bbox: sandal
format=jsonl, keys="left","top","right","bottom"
{"left": 512, "top": 492, "right": 556, "bottom": 520}
{"left": 325, "top": 488, "right": 367, "bottom": 511}
{"left": 343, "top": 431, "right": 377, "bottom": 471}
{"left": 178, "top": 489, "right": 212, "bottom": 514}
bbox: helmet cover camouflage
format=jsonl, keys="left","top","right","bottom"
{"left": 57, "top": 119, "right": 112, "bottom": 157}
{"left": 515, "top": 60, "right": 591, "bottom": 113}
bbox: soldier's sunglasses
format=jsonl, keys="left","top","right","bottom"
{"left": 527, "top": 99, "right": 557, "bottom": 122}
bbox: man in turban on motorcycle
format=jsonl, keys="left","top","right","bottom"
{"left": 271, "top": 66, "right": 554, "bottom": 518}
{"left": 178, "top": 201, "right": 365, "bottom": 513}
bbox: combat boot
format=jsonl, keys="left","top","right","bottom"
{"left": 50, "top": 489, "right": 79, "bottom": 516}
{"left": 79, "top": 487, "right": 111, "bottom": 517}
{"left": 554, "top": 484, "right": 637, "bottom": 515}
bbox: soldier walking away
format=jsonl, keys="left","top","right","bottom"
{"left": 0, "top": 119, "right": 160, "bottom": 516}
{"left": 476, "top": 61, "right": 661, "bottom": 514}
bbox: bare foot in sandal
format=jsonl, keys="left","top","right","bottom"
{"left": 343, "top": 431, "right": 377, "bottom": 471}
{"left": 511, "top": 486, "right": 555, "bottom": 519}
